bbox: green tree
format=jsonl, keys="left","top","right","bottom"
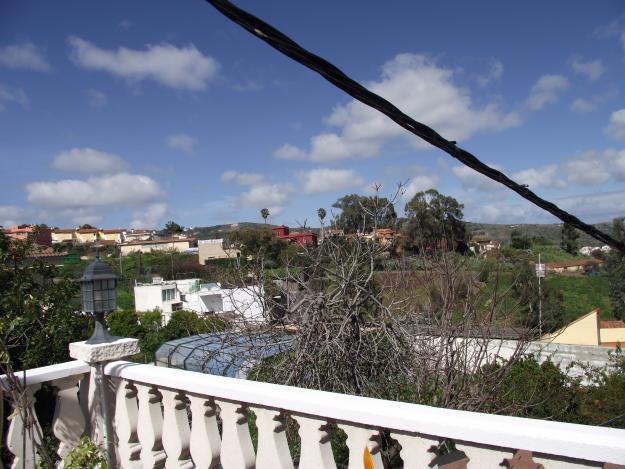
{"left": 164, "top": 221, "right": 184, "bottom": 235}
{"left": 510, "top": 230, "right": 531, "bottom": 250}
{"left": 512, "top": 260, "right": 565, "bottom": 333}
{"left": 260, "top": 208, "right": 270, "bottom": 224}
{"left": 229, "top": 226, "right": 288, "bottom": 264}
{"left": 317, "top": 207, "right": 326, "bottom": 224}
{"left": 606, "top": 218, "right": 625, "bottom": 320}
{"left": 403, "top": 189, "right": 466, "bottom": 252}
{"left": 560, "top": 223, "right": 580, "bottom": 255}
{"left": 107, "top": 310, "right": 145, "bottom": 338}
{"left": 0, "top": 231, "right": 91, "bottom": 369}
{"left": 332, "top": 194, "right": 396, "bottom": 233}
{"left": 80, "top": 223, "right": 95, "bottom": 229}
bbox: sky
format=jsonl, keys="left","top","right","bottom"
{"left": 1, "top": 1, "right": 625, "bottom": 230}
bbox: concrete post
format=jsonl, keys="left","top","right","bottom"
{"left": 69, "top": 337, "right": 140, "bottom": 468}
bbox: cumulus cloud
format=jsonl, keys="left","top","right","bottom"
{"left": 0, "top": 205, "right": 28, "bottom": 227}
{"left": 606, "top": 109, "right": 625, "bottom": 140}
{"left": 526, "top": 74, "right": 568, "bottom": 110}
{"left": 273, "top": 143, "right": 307, "bottom": 160}
{"left": 86, "top": 89, "right": 107, "bottom": 107}
{"left": 238, "top": 183, "right": 292, "bottom": 214}
{"left": 511, "top": 165, "right": 566, "bottom": 189}
{"left": 477, "top": 60, "right": 503, "bottom": 87}
{"left": 452, "top": 164, "right": 503, "bottom": 192}
{"left": 403, "top": 175, "right": 440, "bottom": 200}
{"left": 0, "top": 83, "right": 28, "bottom": 111}
{"left": 51, "top": 148, "right": 128, "bottom": 174}
{"left": 25, "top": 173, "right": 163, "bottom": 209}
{"left": 221, "top": 170, "right": 265, "bottom": 186}
{"left": 285, "top": 54, "right": 520, "bottom": 163}
{"left": 570, "top": 58, "right": 604, "bottom": 81}
{"left": 68, "top": 36, "right": 219, "bottom": 90}
{"left": 297, "top": 168, "right": 364, "bottom": 194}
{"left": 130, "top": 203, "right": 169, "bottom": 228}
{"left": 571, "top": 97, "right": 599, "bottom": 113}
{"left": 167, "top": 133, "right": 198, "bottom": 153}
{"left": 0, "top": 43, "right": 49, "bottom": 71}
{"left": 562, "top": 149, "right": 625, "bottom": 185}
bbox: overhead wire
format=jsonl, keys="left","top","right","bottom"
{"left": 204, "top": 0, "right": 625, "bottom": 253}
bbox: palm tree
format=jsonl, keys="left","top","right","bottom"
{"left": 260, "top": 208, "right": 270, "bottom": 224}
{"left": 318, "top": 207, "right": 326, "bottom": 242}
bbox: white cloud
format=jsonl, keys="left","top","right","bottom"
{"left": 571, "top": 97, "right": 599, "bottom": 113}
{"left": 68, "top": 36, "right": 219, "bottom": 90}
{"left": 511, "top": 165, "right": 566, "bottom": 189}
{"left": 0, "top": 83, "right": 28, "bottom": 111}
{"left": 403, "top": 175, "right": 440, "bottom": 200}
{"left": 288, "top": 53, "right": 520, "bottom": 163}
{"left": 25, "top": 173, "right": 163, "bottom": 209}
{"left": 556, "top": 190, "right": 625, "bottom": 221}
{"left": 238, "top": 183, "right": 292, "bottom": 214}
{"left": 562, "top": 149, "right": 625, "bottom": 185}
{"left": 52, "top": 148, "right": 128, "bottom": 174}
{"left": 297, "top": 168, "right": 364, "bottom": 194}
{"left": 167, "top": 133, "right": 198, "bottom": 153}
{"left": 0, "top": 205, "right": 28, "bottom": 227}
{"left": 452, "top": 164, "right": 503, "bottom": 192}
{"left": 477, "top": 60, "right": 503, "bottom": 87}
{"left": 526, "top": 74, "right": 568, "bottom": 110}
{"left": 130, "top": 203, "right": 168, "bottom": 228}
{"left": 570, "top": 58, "right": 604, "bottom": 81}
{"left": 221, "top": 170, "right": 265, "bottom": 186}
{"left": 273, "top": 143, "right": 307, "bottom": 160}
{"left": 606, "top": 109, "right": 625, "bottom": 140}
{"left": 0, "top": 43, "right": 49, "bottom": 71}
{"left": 232, "top": 80, "right": 262, "bottom": 92}
{"left": 86, "top": 89, "right": 107, "bottom": 107}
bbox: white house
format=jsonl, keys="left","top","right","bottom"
{"left": 134, "top": 278, "right": 265, "bottom": 324}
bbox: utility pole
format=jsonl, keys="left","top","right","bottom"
{"left": 535, "top": 253, "right": 545, "bottom": 336}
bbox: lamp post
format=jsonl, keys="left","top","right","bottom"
{"left": 80, "top": 250, "right": 117, "bottom": 344}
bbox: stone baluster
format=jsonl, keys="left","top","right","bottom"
{"left": 7, "top": 383, "right": 42, "bottom": 469}
{"left": 114, "top": 379, "right": 142, "bottom": 469}
{"left": 252, "top": 407, "right": 294, "bottom": 469}
{"left": 188, "top": 394, "right": 221, "bottom": 469}
{"left": 533, "top": 453, "right": 600, "bottom": 468}
{"left": 455, "top": 441, "right": 511, "bottom": 468}
{"left": 136, "top": 384, "right": 167, "bottom": 468}
{"left": 160, "top": 389, "right": 193, "bottom": 469}
{"left": 292, "top": 415, "right": 337, "bottom": 469}
{"left": 338, "top": 424, "right": 383, "bottom": 469}
{"left": 390, "top": 431, "right": 438, "bottom": 468}
{"left": 51, "top": 375, "right": 87, "bottom": 460}
{"left": 215, "top": 399, "right": 255, "bottom": 469}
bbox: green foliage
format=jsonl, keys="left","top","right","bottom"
{"left": 512, "top": 260, "right": 565, "bottom": 332}
{"left": 62, "top": 437, "right": 107, "bottom": 469}
{"left": 606, "top": 218, "right": 625, "bottom": 320}
{"left": 403, "top": 189, "right": 466, "bottom": 252}
{"left": 332, "top": 193, "right": 397, "bottom": 234}
{"left": 560, "top": 223, "right": 580, "bottom": 255}
{"left": 107, "top": 310, "right": 144, "bottom": 338}
{"left": 0, "top": 232, "right": 91, "bottom": 369}
{"left": 317, "top": 207, "right": 326, "bottom": 222}
{"left": 229, "top": 226, "right": 290, "bottom": 264}
{"left": 510, "top": 230, "right": 531, "bottom": 250}
{"left": 545, "top": 275, "right": 612, "bottom": 323}
{"left": 260, "top": 208, "right": 270, "bottom": 223}
{"left": 164, "top": 220, "right": 184, "bottom": 234}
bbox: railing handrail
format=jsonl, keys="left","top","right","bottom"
{"left": 0, "top": 360, "right": 90, "bottom": 388}
{"left": 105, "top": 360, "right": 625, "bottom": 464}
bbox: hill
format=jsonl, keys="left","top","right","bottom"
{"left": 465, "top": 221, "right": 613, "bottom": 248}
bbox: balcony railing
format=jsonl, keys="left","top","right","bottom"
{"left": 2, "top": 358, "right": 625, "bottom": 468}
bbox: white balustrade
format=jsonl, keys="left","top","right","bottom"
{"left": 3, "top": 358, "right": 625, "bottom": 468}
{"left": 1, "top": 360, "right": 89, "bottom": 469}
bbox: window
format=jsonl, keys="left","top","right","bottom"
{"left": 161, "top": 288, "right": 175, "bottom": 302}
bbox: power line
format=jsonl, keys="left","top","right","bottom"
{"left": 205, "top": 0, "right": 625, "bottom": 253}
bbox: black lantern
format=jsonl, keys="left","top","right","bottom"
{"left": 80, "top": 252, "right": 117, "bottom": 344}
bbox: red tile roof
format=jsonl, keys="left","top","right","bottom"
{"left": 52, "top": 228, "right": 75, "bottom": 234}
{"left": 546, "top": 258, "right": 603, "bottom": 269}
{"left": 600, "top": 320, "right": 625, "bottom": 329}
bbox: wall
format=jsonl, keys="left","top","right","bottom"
{"left": 121, "top": 240, "right": 190, "bottom": 256}
{"left": 134, "top": 284, "right": 164, "bottom": 312}
{"left": 198, "top": 239, "right": 239, "bottom": 264}
{"left": 600, "top": 327, "right": 625, "bottom": 345}
{"left": 542, "top": 310, "right": 600, "bottom": 346}
{"left": 222, "top": 286, "right": 265, "bottom": 322}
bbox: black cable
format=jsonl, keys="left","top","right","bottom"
{"left": 205, "top": 0, "right": 625, "bottom": 253}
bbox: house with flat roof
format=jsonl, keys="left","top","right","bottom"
{"left": 120, "top": 237, "right": 198, "bottom": 256}
{"left": 541, "top": 309, "right": 625, "bottom": 346}
{"left": 198, "top": 238, "right": 240, "bottom": 264}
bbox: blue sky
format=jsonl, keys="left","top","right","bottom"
{"left": 1, "top": 0, "right": 625, "bottom": 229}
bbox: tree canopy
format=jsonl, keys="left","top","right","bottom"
{"left": 164, "top": 220, "right": 184, "bottom": 235}
{"left": 402, "top": 189, "right": 467, "bottom": 251}
{"left": 332, "top": 194, "right": 397, "bottom": 233}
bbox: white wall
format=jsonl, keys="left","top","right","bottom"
{"left": 222, "top": 286, "right": 265, "bottom": 322}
